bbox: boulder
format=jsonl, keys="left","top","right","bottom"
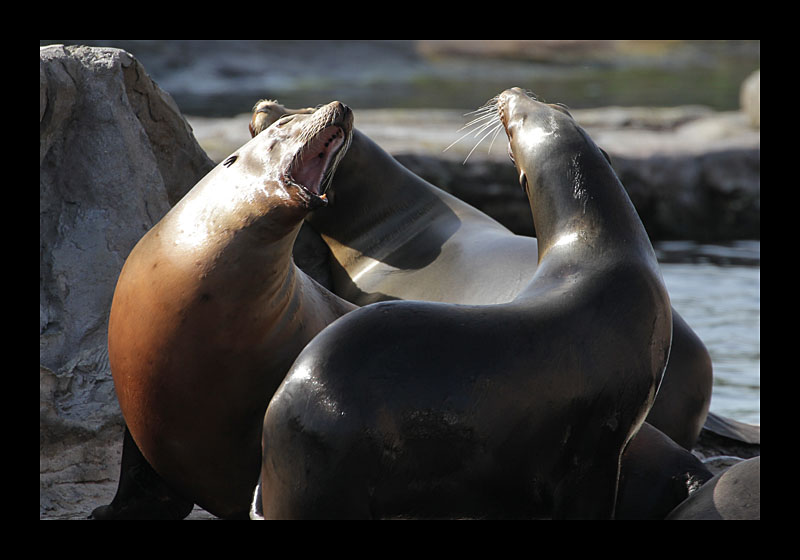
{"left": 39, "top": 44, "right": 214, "bottom": 518}
{"left": 391, "top": 108, "right": 760, "bottom": 241}
{"left": 186, "top": 101, "right": 760, "bottom": 242}
{"left": 740, "top": 69, "right": 760, "bottom": 129}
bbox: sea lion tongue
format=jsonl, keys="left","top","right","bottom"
{"left": 291, "top": 125, "right": 345, "bottom": 196}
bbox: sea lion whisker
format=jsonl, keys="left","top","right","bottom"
{"left": 444, "top": 116, "right": 497, "bottom": 154}
{"left": 454, "top": 101, "right": 500, "bottom": 135}
{"left": 466, "top": 95, "right": 499, "bottom": 114}
{"left": 461, "top": 111, "right": 492, "bottom": 123}
{"left": 463, "top": 121, "right": 503, "bottom": 164}
{"left": 456, "top": 111, "right": 498, "bottom": 133}
{"left": 448, "top": 111, "right": 499, "bottom": 146}
{"left": 486, "top": 121, "right": 504, "bottom": 155}
{"left": 463, "top": 100, "right": 499, "bottom": 119}
{"left": 444, "top": 124, "right": 488, "bottom": 152}
{"left": 469, "top": 114, "right": 502, "bottom": 138}
{"left": 445, "top": 100, "right": 503, "bottom": 159}
{"left": 463, "top": 104, "right": 493, "bottom": 116}
{"left": 446, "top": 115, "right": 501, "bottom": 152}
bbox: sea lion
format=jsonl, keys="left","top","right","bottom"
{"left": 249, "top": 99, "right": 316, "bottom": 139}
{"left": 250, "top": 100, "right": 713, "bottom": 451}
{"left": 259, "top": 88, "right": 672, "bottom": 519}
{"left": 665, "top": 456, "right": 760, "bottom": 520}
{"left": 106, "top": 100, "right": 356, "bottom": 519}
{"left": 616, "top": 423, "right": 713, "bottom": 519}
{"left": 643, "top": 312, "right": 712, "bottom": 449}
{"left": 251, "top": 99, "right": 541, "bottom": 305}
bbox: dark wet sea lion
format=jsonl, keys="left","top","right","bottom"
{"left": 251, "top": 100, "right": 540, "bottom": 305}
{"left": 105, "top": 101, "right": 355, "bottom": 519}
{"left": 259, "top": 88, "right": 672, "bottom": 519}
{"left": 250, "top": 99, "right": 713, "bottom": 451}
{"left": 616, "top": 422, "right": 713, "bottom": 519}
{"left": 645, "top": 312, "right": 712, "bottom": 449}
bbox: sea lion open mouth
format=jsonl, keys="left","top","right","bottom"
{"left": 286, "top": 124, "right": 347, "bottom": 205}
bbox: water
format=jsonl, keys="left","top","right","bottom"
{"left": 656, "top": 242, "right": 760, "bottom": 425}
{"left": 41, "top": 40, "right": 760, "bottom": 117}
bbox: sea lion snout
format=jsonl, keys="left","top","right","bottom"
{"left": 316, "top": 100, "right": 353, "bottom": 131}
{"left": 498, "top": 87, "right": 539, "bottom": 130}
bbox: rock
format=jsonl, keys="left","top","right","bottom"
{"left": 601, "top": 116, "right": 761, "bottom": 241}
{"left": 187, "top": 104, "right": 759, "bottom": 241}
{"left": 740, "top": 69, "right": 760, "bottom": 129}
{"left": 39, "top": 44, "right": 215, "bottom": 518}
{"left": 393, "top": 108, "right": 759, "bottom": 241}
{"left": 692, "top": 412, "right": 760, "bottom": 473}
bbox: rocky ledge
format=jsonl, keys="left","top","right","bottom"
{"left": 189, "top": 91, "right": 759, "bottom": 242}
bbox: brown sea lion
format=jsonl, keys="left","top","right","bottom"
{"left": 259, "top": 88, "right": 672, "bottom": 519}
{"left": 106, "top": 101, "right": 355, "bottom": 519}
{"left": 250, "top": 99, "right": 712, "bottom": 451}
{"left": 249, "top": 99, "right": 316, "bottom": 138}
{"left": 251, "top": 99, "right": 540, "bottom": 305}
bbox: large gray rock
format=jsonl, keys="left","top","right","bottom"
{"left": 39, "top": 44, "right": 214, "bottom": 518}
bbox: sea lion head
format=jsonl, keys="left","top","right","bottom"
{"left": 170, "top": 100, "right": 352, "bottom": 255}
{"left": 495, "top": 87, "right": 632, "bottom": 258}
{"left": 496, "top": 87, "right": 583, "bottom": 197}
{"left": 248, "top": 99, "right": 317, "bottom": 138}
{"left": 220, "top": 100, "right": 353, "bottom": 231}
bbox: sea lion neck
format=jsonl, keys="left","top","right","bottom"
{"left": 306, "top": 130, "right": 445, "bottom": 252}
{"left": 108, "top": 102, "right": 357, "bottom": 518}
{"left": 498, "top": 88, "right": 649, "bottom": 264}
{"left": 152, "top": 184, "right": 303, "bottom": 307}
{"left": 153, "top": 100, "right": 354, "bottom": 298}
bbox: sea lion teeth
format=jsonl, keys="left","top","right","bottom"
{"left": 289, "top": 125, "right": 345, "bottom": 197}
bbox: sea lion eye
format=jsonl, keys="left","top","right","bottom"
{"left": 276, "top": 115, "right": 295, "bottom": 127}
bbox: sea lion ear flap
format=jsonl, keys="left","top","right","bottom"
{"left": 599, "top": 147, "right": 613, "bottom": 166}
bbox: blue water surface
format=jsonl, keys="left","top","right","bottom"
{"left": 657, "top": 241, "right": 760, "bottom": 425}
